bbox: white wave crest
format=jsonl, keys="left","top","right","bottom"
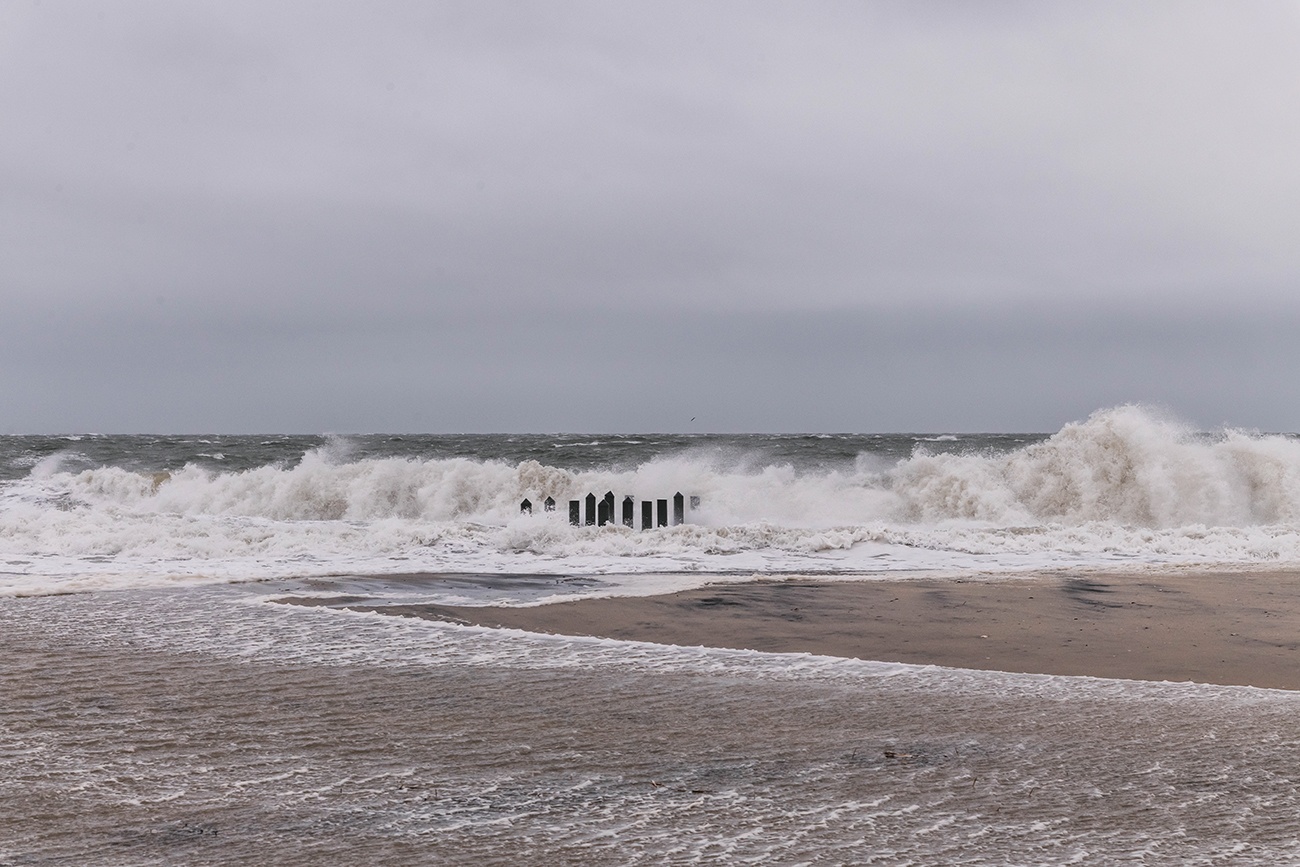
{"left": 892, "top": 406, "right": 1300, "bottom": 527}
{"left": 5, "top": 406, "right": 1300, "bottom": 593}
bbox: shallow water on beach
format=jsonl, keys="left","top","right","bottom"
{"left": 4, "top": 586, "right": 1300, "bottom": 865}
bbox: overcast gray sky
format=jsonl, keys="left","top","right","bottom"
{"left": 4, "top": 1, "right": 1300, "bottom": 433}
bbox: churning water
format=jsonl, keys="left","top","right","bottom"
{"left": 6, "top": 405, "right": 1300, "bottom": 598}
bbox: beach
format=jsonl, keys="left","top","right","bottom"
{"left": 287, "top": 569, "right": 1300, "bottom": 690}
{"left": 14, "top": 581, "right": 1300, "bottom": 863}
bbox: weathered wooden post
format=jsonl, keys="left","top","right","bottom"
{"left": 603, "top": 491, "right": 615, "bottom": 522}
{"left": 520, "top": 498, "right": 532, "bottom": 515}
{"left": 622, "top": 496, "right": 634, "bottom": 527}
{"left": 597, "top": 500, "right": 608, "bottom": 526}
{"left": 672, "top": 492, "right": 684, "bottom": 525}
{"left": 656, "top": 498, "right": 668, "bottom": 527}
{"left": 585, "top": 493, "right": 597, "bottom": 526}
{"left": 544, "top": 496, "right": 556, "bottom": 512}
{"left": 569, "top": 500, "right": 580, "bottom": 525}
{"left": 641, "top": 500, "right": 653, "bottom": 530}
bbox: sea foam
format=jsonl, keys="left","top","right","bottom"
{"left": 4, "top": 406, "right": 1300, "bottom": 595}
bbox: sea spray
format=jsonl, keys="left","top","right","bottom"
{"left": 892, "top": 406, "right": 1300, "bottom": 527}
{"left": 5, "top": 406, "right": 1300, "bottom": 594}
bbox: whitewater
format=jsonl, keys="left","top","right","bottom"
{"left": 4, "top": 405, "right": 1300, "bottom": 597}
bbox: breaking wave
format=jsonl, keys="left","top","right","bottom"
{"left": 893, "top": 406, "right": 1300, "bottom": 527}
{"left": 5, "top": 405, "right": 1300, "bottom": 592}
{"left": 27, "top": 405, "right": 1300, "bottom": 527}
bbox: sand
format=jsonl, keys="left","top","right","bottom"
{"left": 281, "top": 570, "right": 1300, "bottom": 690}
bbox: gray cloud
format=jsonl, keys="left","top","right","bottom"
{"left": 4, "top": 1, "right": 1300, "bottom": 431}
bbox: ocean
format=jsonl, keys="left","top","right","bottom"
{"left": 5, "top": 404, "right": 1300, "bottom": 864}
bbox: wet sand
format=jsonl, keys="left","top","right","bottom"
{"left": 281, "top": 570, "right": 1300, "bottom": 690}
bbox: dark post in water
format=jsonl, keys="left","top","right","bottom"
{"left": 672, "top": 492, "right": 684, "bottom": 526}
{"left": 569, "top": 500, "right": 580, "bottom": 526}
{"left": 597, "top": 500, "right": 609, "bottom": 526}
{"left": 544, "top": 496, "right": 556, "bottom": 512}
{"left": 585, "top": 493, "right": 597, "bottom": 526}
{"left": 642, "top": 500, "right": 653, "bottom": 530}
{"left": 656, "top": 499, "right": 668, "bottom": 527}
{"left": 520, "top": 498, "right": 532, "bottom": 515}
{"left": 622, "top": 496, "right": 634, "bottom": 527}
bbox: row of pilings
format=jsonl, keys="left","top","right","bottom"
{"left": 519, "top": 492, "right": 699, "bottom": 529}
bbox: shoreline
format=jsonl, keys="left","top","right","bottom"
{"left": 278, "top": 569, "right": 1300, "bottom": 690}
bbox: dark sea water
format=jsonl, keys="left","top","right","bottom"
{"left": 0, "top": 431, "right": 1041, "bottom": 480}
{"left": 6, "top": 407, "right": 1300, "bottom": 863}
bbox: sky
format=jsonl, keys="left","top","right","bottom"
{"left": 4, "top": 0, "right": 1300, "bottom": 433}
